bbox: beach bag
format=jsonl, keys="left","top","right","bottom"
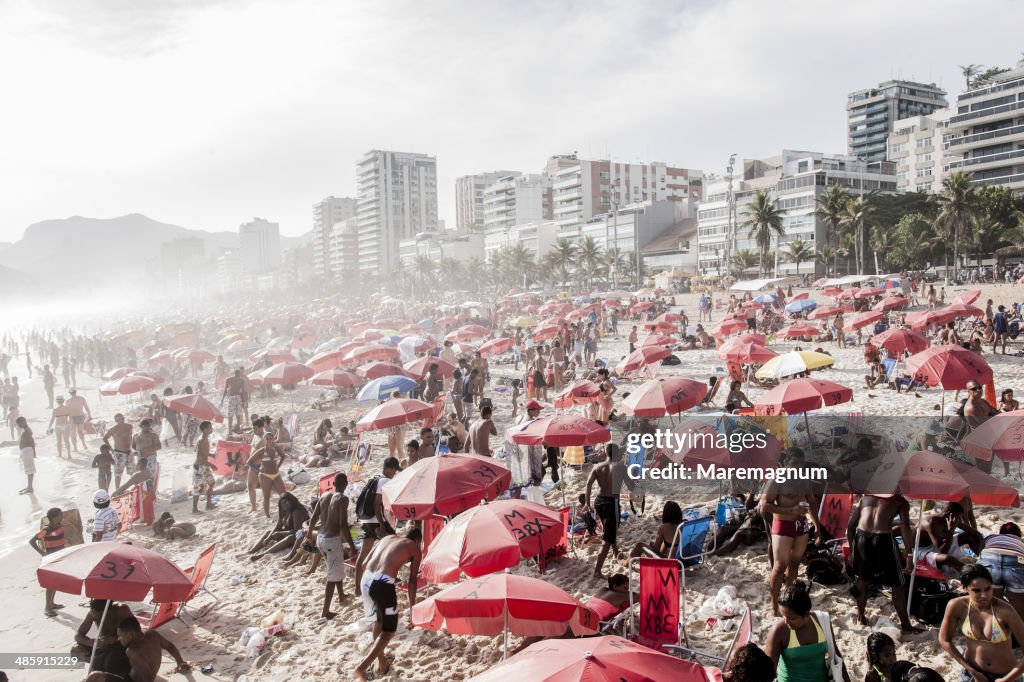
{"left": 356, "top": 475, "right": 382, "bottom": 520}
{"left": 814, "top": 610, "right": 845, "bottom": 682}
{"left": 804, "top": 546, "right": 846, "bottom": 586}
{"left": 288, "top": 467, "right": 311, "bottom": 485}
{"left": 910, "top": 577, "right": 958, "bottom": 625}
{"left": 661, "top": 354, "right": 681, "bottom": 366}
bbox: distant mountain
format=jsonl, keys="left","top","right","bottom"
{"left": 0, "top": 263, "right": 33, "bottom": 292}
{"left": 0, "top": 215, "right": 310, "bottom": 289}
{"left": 0, "top": 242, "right": 11, "bottom": 254}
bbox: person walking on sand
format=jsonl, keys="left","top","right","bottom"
{"left": 42, "top": 364, "right": 55, "bottom": 409}
{"left": 66, "top": 387, "right": 91, "bottom": 451}
{"left": 102, "top": 414, "right": 134, "bottom": 490}
{"left": 220, "top": 369, "right": 248, "bottom": 434}
{"left": 354, "top": 457, "right": 400, "bottom": 597}
{"left": 246, "top": 431, "right": 285, "bottom": 518}
{"left": 310, "top": 472, "right": 358, "bottom": 618}
{"left": 584, "top": 444, "right": 638, "bottom": 579}
{"left": 191, "top": 421, "right": 216, "bottom": 514}
{"left": 17, "top": 416, "right": 35, "bottom": 494}
{"left": 48, "top": 395, "right": 74, "bottom": 458}
{"left": 354, "top": 526, "right": 422, "bottom": 682}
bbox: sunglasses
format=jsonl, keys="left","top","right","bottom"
{"left": 969, "top": 386, "right": 982, "bottom": 391}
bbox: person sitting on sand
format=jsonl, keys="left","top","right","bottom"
{"left": 694, "top": 325, "right": 713, "bottom": 349}
{"left": 247, "top": 431, "right": 286, "bottom": 518}
{"left": 726, "top": 380, "right": 754, "bottom": 413}
{"left": 629, "top": 500, "right": 682, "bottom": 559}
{"left": 282, "top": 525, "right": 324, "bottom": 575}
{"left": 766, "top": 581, "right": 850, "bottom": 682}
{"left": 584, "top": 573, "right": 632, "bottom": 624}
{"left": 1000, "top": 389, "right": 1019, "bottom": 413}
{"left": 864, "top": 357, "right": 888, "bottom": 389}
{"left": 864, "top": 632, "right": 908, "bottom": 682}
{"left": 913, "top": 501, "right": 982, "bottom": 577}
{"left": 73, "top": 599, "right": 134, "bottom": 659}
{"left": 153, "top": 512, "right": 196, "bottom": 541}
{"left": 723, "top": 643, "right": 775, "bottom": 682}
{"left": 939, "top": 564, "right": 1024, "bottom": 682}
{"left": 245, "top": 491, "right": 310, "bottom": 560}
{"left": 84, "top": 615, "right": 190, "bottom": 682}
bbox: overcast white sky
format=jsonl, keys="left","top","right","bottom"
{"left": 0, "top": 0, "right": 1020, "bottom": 242}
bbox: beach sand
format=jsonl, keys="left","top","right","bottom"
{"left": 4, "top": 281, "right": 1024, "bottom": 680}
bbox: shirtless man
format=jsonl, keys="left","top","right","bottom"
{"left": 84, "top": 615, "right": 190, "bottom": 682}
{"left": 220, "top": 369, "right": 248, "bottom": 434}
{"left": 73, "top": 599, "right": 133, "bottom": 658}
{"left": 247, "top": 431, "right": 285, "bottom": 518}
{"left": 355, "top": 457, "right": 400, "bottom": 597}
{"left": 584, "top": 444, "right": 637, "bottom": 579}
{"left": 310, "top": 472, "right": 358, "bottom": 618}
{"left": 467, "top": 405, "right": 497, "bottom": 456}
{"left": 762, "top": 463, "right": 824, "bottom": 615}
{"left": 102, "top": 414, "right": 134, "bottom": 489}
{"left": 847, "top": 494, "right": 919, "bottom": 631}
{"left": 245, "top": 418, "right": 268, "bottom": 512}
{"left": 48, "top": 395, "right": 74, "bottom": 458}
{"left": 66, "top": 387, "right": 91, "bottom": 451}
{"left": 965, "top": 380, "right": 1000, "bottom": 473}
{"left": 355, "top": 527, "right": 422, "bottom": 682}
{"left": 191, "top": 421, "right": 216, "bottom": 513}
{"left": 596, "top": 368, "right": 616, "bottom": 423}
{"left": 914, "top": 501, "right": 983, "bottom": 576}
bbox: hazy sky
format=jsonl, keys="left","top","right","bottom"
{"left": 0, "top": 0, "right": 1021, "bottom": 242}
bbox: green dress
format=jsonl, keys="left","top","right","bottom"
{"left": 778, "top": 614, "right": 829, "bottom": 682}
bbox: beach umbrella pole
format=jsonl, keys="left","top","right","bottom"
{"left": 89, "top": 599, "right": 111, "bottom": 671}
{"left": 503, "top": 606, "right": 509, "bottom": 659}
{"left": 906, "top": 499, "right": 925, "bottom": 619}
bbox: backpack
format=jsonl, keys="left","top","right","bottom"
{"left": 356, "top": 475, "right": 381, "bottom": 520}
{"left": 804, "top": 546, "right": 846, "bottom": 586}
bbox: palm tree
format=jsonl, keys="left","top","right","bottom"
{"left": 744, "top": 189, "right": 787, "bottom": 277}
{"left": 960, "top": 64, "right": 982, "bottom": 90}
{"left": 731, "top": 248, "right": 760, "bottom": 274}
{"left": 412, "top": 255, "right": 436, "bottom": 292}
{"left": 935, "top": 171, "right": 981, "bottom": 273}
{"left": 506, "top": 242, "right": 535, "bottom": 289}
{"left": 815, "top": 183, "right": 851, "bottom": 276}
{"left": 576, "top": 236, "right": 603, "bottom": 290}
{"left": 840, "top": 196, "right": 873, "bottom": 276}
{"left": 604, "top": 247, "right": 628, "bottom": 288}
{"left": 550, "top": 238, "right": 578, "bottom": 290}
{"left": 785, "top": 237, "right": 815, "bottom": 275}
{"left": 463, "top": 257, "right": 485, "bottom": 293}
{"left": 816, "top": 245, "right": 836, "bottom": 275}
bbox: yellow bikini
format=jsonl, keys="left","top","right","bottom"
{"left": 962, "top": 604, "right": 1009, "bottom": 643}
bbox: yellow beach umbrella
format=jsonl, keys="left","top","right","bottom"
{"left": 755, "top": 350, "right": 835, "bottom": 379}
{"left": 510, "top": 316, "right": 538, "bottom": 328}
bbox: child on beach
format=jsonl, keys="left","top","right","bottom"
{"left": 29, "top": 507, "right": 66, "bottom": 616}
{"left": 92, "top": 444, "right": 114, "bottom": 492}
{"left": 511, "top": 379, "right": 521, "bottom": 420}
{"left": 6, "top": 405, "right": 17, "bottom": 439}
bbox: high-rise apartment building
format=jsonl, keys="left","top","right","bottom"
{"left": 944, "top": 60, "right": 1024, "bottom": 193}
{"left": 482, "top": 174, "right": 553, "bottom": 233}
{"left": 886, "top": 112, "right": 949, "bottom": 193}
{"left": 455, "top": 171, "right": 520, "bottom": 231}
{"left": 312, "top": 196, "right": 356, "bottom": 278}
{"left": 551, "top": 157, "right": 702, "bottom": 235}
{"left": 847, "top": 80, "right": 948, "bottom": 162}
{"left": 697, "top": 151, "right": 897, "bottom": 278}
{"left": 356, "top": 150, "right": 438, "bottom": 275}
{"left": 239, "top": 218, "right": 282, "bottom": 276}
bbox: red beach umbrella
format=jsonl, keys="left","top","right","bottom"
{"left": 777, "top": 323, "right": 820, "bottom": 339}
{"left": 381, "top": 453, "right": 510, "bottom": 519}
{"left": 641, "top": 334, "right": 676, "bottom": 348}
{"left": 344, "top": 344, "right": 401, "bottom": 364}
{"left": 955, "top": 290, "right": 982, "bottom": 305}
{"left": 904, "top": 345, "right": 992, "bottom": 389}
{"left": 709, "top": 318, "right": 747, "bottom": 337}
{"left": 943, "top": 302, "right": 984, "bottom": 318}
{"left": 961, "top": 411, "right": 1024, "bottom": 462}
{"left": 100, "top": 375, "right": 156, "bottom": 396}
{"left": 615, "top": 345, "right": 671, "bottom": 373}
{"left": 619, "top": 377, "right": 708, "bottom": 417}
{"left": 807, "top": 305, "right": 841, "bottom": 320}
{"left": 873, "top": 296, "right": 909, "bottom": 312}
{"left": 468, "top": 635, "right": 710, "bottom": 682}
{"left": 717, "top": 340, "right": 778, "bottom": 364}
{"left": 753, "top": 378, "right": 853, "bottom": 415}
{"left": 553, "top": 380, "right": 602, "bottom": 409}
{"left": 252, "top": 361, "right": 315, "bottom": 385}
{"left": 163, "top": 394, "right": 224, "bottom": 423}
{"left": 851, "top": 450, "right": 1019, "bottom": 507}
{"left": 447, "top": 325, "right": 490, "bottom": 342}
{"left": 356, "top": 398, "right": 434, "bottom": 433}
{"left": 37, "top": 543, "right": 192, "bottom": 602}
{"left": 308, "top": 349, "right": 350, "bottom": 372}
{"left": 870, "top": 329, "right": 930, "bottom": 356}
{"left": 478, "top": 337, "right": 515, "bottom": 358}
{"left": 101, "top": 367, "right": 137, "bottom": 382}
{"left": 846, "top": 311, "right": 884, "bottom": 331}
{"left": 403, "top": 357, "right": 456, "bottom": 380}
{"left": 855, "top": 286, "right": 885, "bottom": 299}
{"left": 309, "top": 368, "right": 363, "bottom": 388}
{"left": 511, "top": 415, "right": 611, "bottom": 447}
{"left": 532, "top": 324, "right": 561, "bottom": 342}
{"left": 421, "top": 500, "right": 565, "bottom": 582}
{"left": 358, "top": 361, "right": 415, "bottom": 380}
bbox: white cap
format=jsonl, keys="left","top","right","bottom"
{"left": 93, "top": 490, "right": 111, "bottom": 505}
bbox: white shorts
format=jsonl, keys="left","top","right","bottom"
{"left": 20, "top": 447, "right": 35, "bottom": 475}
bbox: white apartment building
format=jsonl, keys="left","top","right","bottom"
{"left": 319, "top": 217, "right": 360, "bottom": 283}
{"left": 216, "top": 250, "right": 242, "bottom": 293}
{"left": 482, "top": 174, "right": 552, "bottom": 233}
{"left": 455, "top": 171, "right": 521, "bottom": 231}
{"left": 697, "top": 151, "right": 897, "bottom": 278}
{"left": 239, "top": 218, "right": 282, "bottom": 276}
{"left": 483, "top": 221, "right": 559, "bottom": 261}
{"left": 312, "top": 196, "right": 356, "bottom": 278}
{"left": 398, "top": 231, "right": 485, "bottom": 266}
{"left": 847, "top": 80, "right": 947, "bottom": 163}
{"left": 551, "top": 157, "right": 702, "bottom": 234}
{"left": 356, "top": 150, "right": 439, "bottom": 275}
{"left": 886, "top": 112, "right": 949, "bottom": 193}
{"left": 944, "top": 60, "right": 1024, "bottom": 193}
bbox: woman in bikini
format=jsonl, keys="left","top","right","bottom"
{"left": 244, "top": 492, "right": 310, "bottom": 560}
{"left": 247, "top": 432, "right": 286, "bottom": 518}
{"left": 940, "top": 564, "right": 1024, "bottom": 682}
{"left": 629, "top": 501, "right": 683, "bottom": 559}
{"left": 767, "top": 581, "right": 850, "bottom": 682}
{"left": 48, "top": 396, "right": 73, "bottom": 458}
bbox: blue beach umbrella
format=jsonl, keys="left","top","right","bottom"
{"left": 753, "top": 294, "right": 778, "bottom": 304}
{"left": 784, "top": 299, "right": 817, "bottom": 314}
{"left": 357, "top": 375, "right": 419, "bottom": 403}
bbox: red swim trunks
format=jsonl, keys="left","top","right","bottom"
{"left": 771, "top": 518, "right": 810, "bottom": 537}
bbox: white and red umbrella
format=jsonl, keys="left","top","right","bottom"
{"left": 382, "top": 453, "right": 511, "bottom": 519}
{"left": 100, "top": 375, "right": 156, "bottom": 396}
{"left": 753, "top": 378, "right": 853, "bottom": 415}
{"left": 356, "top": 398, "right": 434, "bottom": 433}
{"left": 101, "top": 367, "right": 137, "bottom": 382}
{"left": 512, "top": 415, "right": 611, "bottom": 447}
{"left": 421, "top": 500, "right": 564, "bottom": 582}
{"left": 615, "top": 345, "right": 671, "bottom": 374}
{"left": 309, "top": 368, "right": 363, "bottom": 388}
{"left": 250, "top": 361, "right": 315, "bottom": 385}
{"left": 552, "top": 380, "right": 602, "bottom": 409}
{"left": 904, "top": 345, "right": 992, "bottom": 390}
{"left": 619, "top": 377, "right": 708, "bottom": 417}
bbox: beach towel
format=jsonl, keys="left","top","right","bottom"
{"left": 563, "top": 445, "right": 585, "bottom": 466}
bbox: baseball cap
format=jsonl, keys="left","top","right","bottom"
{"left": 93, "top": 490, "right": 111, "bottom": 506}
{"left": 526, "top": 400, "right": 542, "bottom": 411}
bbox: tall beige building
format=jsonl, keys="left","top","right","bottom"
{"left": 886, "top": 112, "right": 949, "bottom": 193}
{"left": 312, "top": 196, "right": 356, "bottom": 278}
{"left": 455, "top": 171, "right": 521, "bottom": 231}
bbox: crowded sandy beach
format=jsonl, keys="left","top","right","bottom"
{"left": 3, "top": 275, "right": 1024, "bottom": 681}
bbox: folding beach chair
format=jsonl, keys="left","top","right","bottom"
{"left": 664, "top": 607, "right": 752, "bottom": 666}
{"left": 348, "top": 441, "right": 372, "bottom": 482}
{"left": 701, "top": 376, "right": 724, "bottom": 408}
{"left": 110, "top": 486, "right": 141, "bottom": 535}
{"left": 135, "top": 594, "right": 185, "bottom": 632}
{"left": 539, "top": 507, "right": 571, "bottom": 572}
{"left": 178, "top": 543, "right": 219, "bottom": 620}
{"left": 673, "top": 515, "right": 715, "bottom": 568}
{"left": 627, "top": 557, "right": 684, "bottom": 648}
{"left": 318, "top": 471, "right": 339, "bottom": 498}
{"left": 623, "top": 441, "right": 648, "bottom": 515}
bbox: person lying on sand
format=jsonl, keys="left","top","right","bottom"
{"left": 153, "top": 512, "right": 196, "bottom": 541}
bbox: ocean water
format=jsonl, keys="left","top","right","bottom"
{"left": 0, "top": 444, "right": 79, "bottom": 557}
